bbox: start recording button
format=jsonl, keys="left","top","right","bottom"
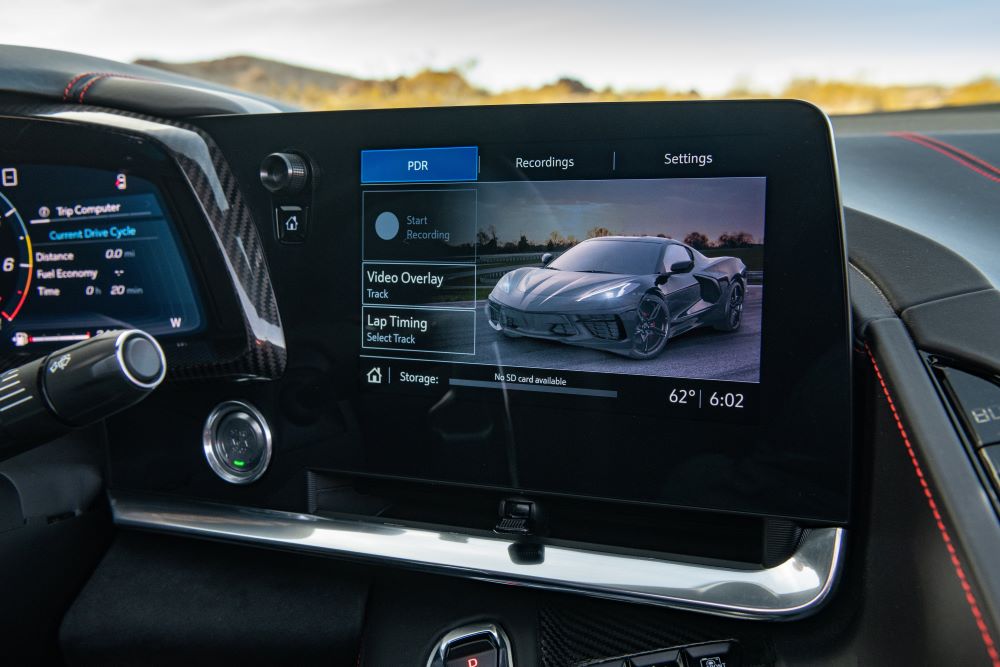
{"left": 361, "top": 146, "right": 478, "bottom": 183}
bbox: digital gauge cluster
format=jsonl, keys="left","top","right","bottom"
{"left": 0, "top": 164, "right": 203, "bottom": 352}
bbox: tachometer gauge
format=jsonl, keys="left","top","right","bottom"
{"left": 0, "top": 191, "right": 33, "bottom": 326}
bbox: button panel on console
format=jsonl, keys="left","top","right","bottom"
{"left": 940, "top": 367, "right": 1000, "bottom": 447}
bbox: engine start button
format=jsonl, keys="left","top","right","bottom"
{"left": 203, "top": 401, "right": 272, "bottom": 484}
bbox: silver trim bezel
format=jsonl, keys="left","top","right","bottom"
{"left": 111, "top": 492, "right": 845, "bottom": 620}
{"left": 201, "top": 401, "right": 273, "bottom": 484}
{"left": 426, "top": 622, "right": 513, "bottom": 667}
{"left": 114, "top": 330, "right": 167, "bottom": 390}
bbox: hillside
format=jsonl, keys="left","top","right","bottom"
{"left": 135, "top": 55, "right": 364, "bottom": 100}
{"left": 136, "top": 56, "right": 1000, "bottom": 115}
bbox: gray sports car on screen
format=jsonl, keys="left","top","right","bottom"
{"left": 487, "top": 236, "right": 748, "bottom": 359}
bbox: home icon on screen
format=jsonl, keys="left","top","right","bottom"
{"left": 366, "top": 367, "right": 383, "bottom": 384}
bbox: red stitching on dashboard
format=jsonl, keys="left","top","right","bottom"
{"left": 77, "top": 73, "right": 111, "bottom": 103}
{"left": 62, "top": 72, "right": 94, "bottom": 101}
{"left": 74, "top": 73, "right": 145, "bottom": 104}
{"left": 867, "top": 346, "right": 1000, "bottom": 666}
{"left": 890, "top": 131, "right": 1000, "bottom": 183}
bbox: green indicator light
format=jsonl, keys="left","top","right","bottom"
{"left": 232, "top": 460, "right": 246, "bottom": 468}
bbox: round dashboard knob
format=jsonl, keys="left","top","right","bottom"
{"left": 259, "top": 152, "right": 309, "bottom": 194}
{"left": 203, "top": 401, "right": 272, "bottom": 484}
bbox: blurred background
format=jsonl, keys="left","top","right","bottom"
{"left": 6, "top": 0, "right": 1000, "bottom": 114}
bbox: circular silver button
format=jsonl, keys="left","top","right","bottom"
{"left": 203, "top": 401, "right": 272, "bottom": 484}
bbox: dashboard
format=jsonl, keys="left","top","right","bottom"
{"left": 0, "top": 101, "right": 852, "bottom": 610}
{"left": 1, "top": 56, "right": 999, "bottom": 667}
{"left": 72, "top": 101, "right": 851, "bottom": 528}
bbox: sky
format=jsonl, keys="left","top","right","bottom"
{"left": 479, "top": 178, "right": 766, "bottom": 245}
{"left": 5, "top": 0, "right": 999, "bottom": 94}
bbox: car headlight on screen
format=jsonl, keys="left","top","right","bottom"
{"left": 577, "top": 281, "right": 640, "bottom": 301}
{"left": 497, "top": 271, "right": 514, "bottom": 294}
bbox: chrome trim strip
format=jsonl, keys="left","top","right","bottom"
{"left": 114, "top": 330, "right": 167, "bottom": 390}
{"left": 112, "top": 493, "right": 846, "bottom": 620}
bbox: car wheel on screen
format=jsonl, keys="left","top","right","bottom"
{"left": 629, "top": 293, "right": 670, "bottom": 359}
{"left": 714, "top": 280, "right": 745, "bottom": 332}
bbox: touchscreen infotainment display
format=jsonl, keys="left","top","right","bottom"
{"left": 360, "top": 146, "right": 764, "bottom": 423}
{"left": 242, "top": 100, "right": 853, "bottom": 522}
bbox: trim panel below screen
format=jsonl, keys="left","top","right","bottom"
{"left": 111, "top": 492, "right": 845, "bottom": 620}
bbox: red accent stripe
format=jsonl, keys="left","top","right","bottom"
{"left": 910, "top": 133, "right": 1000, "bottom": 177}
{"left": 890, "top": 132, "right": 1000, "bottom": 183}
{"left": 867, "top": 346, "right": 1000, "bottom": 666}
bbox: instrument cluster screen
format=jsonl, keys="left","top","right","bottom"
{"left": 0, "top": 164, "right": 203, "bottom": 351}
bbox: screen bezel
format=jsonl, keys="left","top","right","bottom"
{"left": 194, "top": 101, "right": 852, "bottom": 523}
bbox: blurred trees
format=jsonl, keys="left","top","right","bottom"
{"left": 305, "top": 70, "right": 1000, "bottom": 113}
{"left": 683, "top": 232, "right": 710, "bottom": 249}
{"left": 476, "top": 225, "right": 498, "bottom": 252}
{"left": 479, "top": 228, "right": 761, "bottom": 253}
{"left": 586, "top": 226, "right": 613, "bottom": 238}
{"left": 716, "top": 231, "right": 757, "bottom": 248}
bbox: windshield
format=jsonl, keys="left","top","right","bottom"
{"left": 548, "top": 240, "right": 663, "bottom": 275}
{"left": 7, "top": 1, "right": 999, "bottom": 116}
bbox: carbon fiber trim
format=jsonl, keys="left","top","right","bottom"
{"left": 539, "top": 603, "right": 774, "bottom": 666}
{"left": 0, "top": 104, "right": 286, "bottom": 379}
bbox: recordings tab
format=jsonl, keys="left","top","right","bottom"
{"left": 481, "top": 142, "right": 613, "bottom": 180}
{"left": 360, "top": 146, "right": 478, "bottom": 183}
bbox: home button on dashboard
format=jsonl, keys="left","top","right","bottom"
{"left": 275, "top": 204, "right": 308, "bottom": 243}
